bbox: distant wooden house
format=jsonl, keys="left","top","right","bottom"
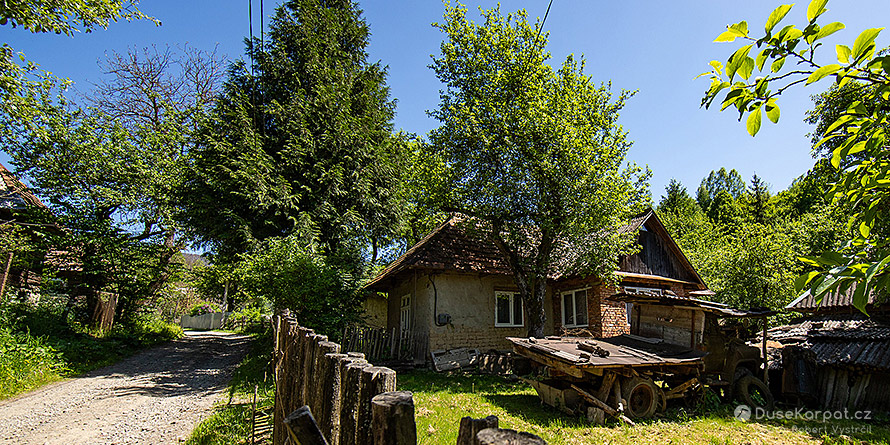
{"left": 769, "top": 287, "right": 890, "bottom": 411}
{"left": 363, "top": 209, "right": 708, "bottom": 357}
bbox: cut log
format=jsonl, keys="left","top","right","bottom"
{"left": 357, "top": 367, "right": 397, "bottom": 445}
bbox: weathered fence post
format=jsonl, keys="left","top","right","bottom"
{"left": 371, "top": 391, "right": 416, "bottom": 445}
{"left": 312, "top": 341, "right": 340, "bottom": 415}
{"left": 339, "top": 360, "right": 371, "bottom": 444}
{"left": 319, "top": 353, "right": 348, "bottom": 444}
{"left": 302, "top": 334, "right": 326, "bottom": 407}
{"left": 356, "top": 367, "right": 397, "bottom": 444}
{"left": 284, "top": 406, "right": 329, "bottom": 445}
{"left": 294, "top": 327, "right": 314, "bottom": 406}
{"left": 457, "top": 416, "right": 499, "bottom": 445}
{"left": 475, "top": 428, "right": 546, "bottom": 445}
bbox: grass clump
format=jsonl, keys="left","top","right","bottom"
{"left": 186, "top": 328, "right": 274, "bottom": 445}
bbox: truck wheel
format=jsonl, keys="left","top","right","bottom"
{"left": 621, "top": 377, "right": 659, "bottom": 419}
{"left": 734, "top": 375, "right": 774, "bottom": 410}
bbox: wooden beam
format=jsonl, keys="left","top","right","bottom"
{"left": 571, "top": 384, "right": 636, "bottom": 426}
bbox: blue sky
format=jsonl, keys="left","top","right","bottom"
{"left": 5, "top": 0, "right": 889, "bottom": 200}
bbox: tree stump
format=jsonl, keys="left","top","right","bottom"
{"left": 371, "top": 391, "right": 416, "bottom": 445}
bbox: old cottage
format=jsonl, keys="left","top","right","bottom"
{"left": 363, "top": 209, "right": 707, "bottom": 354}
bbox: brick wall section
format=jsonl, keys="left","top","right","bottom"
{"left": 429, "top": 324, "right": 526, "bottom": 352}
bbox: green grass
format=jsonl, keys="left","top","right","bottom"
{"left": 185, "top": 329, "right": 274, "bottom": 445}
{"left": 399, "top": 370, "right": 890, "bottom": 445}
{"left": 0, "top": 302, "right": 183, "bottom": 400}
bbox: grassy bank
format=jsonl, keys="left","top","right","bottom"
{"left": 186, "top": 329, "right": 274, "bottom": 445}
{"left": 0, "top": 302, "right": 183, "bottom": 400}
{"left": 399, "top": 370, "right": 890, "bottom": 445}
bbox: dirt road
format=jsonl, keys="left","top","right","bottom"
{"left": 0, "top": 330, "right": 251, "bottom": 444}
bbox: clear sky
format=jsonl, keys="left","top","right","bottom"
{"left": 5, "top": 0, "right": 890, "bottom": 201}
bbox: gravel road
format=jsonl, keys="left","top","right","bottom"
{"left": 0, "top": 330, "right": 251, "bottom": 445}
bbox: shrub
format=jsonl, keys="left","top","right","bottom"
{"left": 0, "top": 326, "right": 66, "bottom": 399}
{"left": 189, "top": 301, "right": 221, "bottom": 317}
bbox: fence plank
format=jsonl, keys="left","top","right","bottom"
{"left": 357, "top": 367, "right": 397, "bottom": 445}
{"left": 339, "top": 361, "right": 370, "bottom": 445}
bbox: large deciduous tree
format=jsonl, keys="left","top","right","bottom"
{"left": 428, "top": 4, "right": 649, "bottom": 337}
{"left": 181, "top": 0, "right": 404, "bottom": 270}
{"left": 700, "top": 0, "right": 890, "bottom": 312}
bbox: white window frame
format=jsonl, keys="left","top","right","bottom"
{"left": 623, "top": 286, "right": 663, "bottom": 295}
{"left": 399, "top": 294, "right": 411, "bottom": 332}
{"left": 561, "top": 287, "right": 590, "bottom": 328}
{"left": 494, "top": 291, "right": 524, "bottom": 327}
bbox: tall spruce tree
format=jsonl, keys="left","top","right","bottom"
{"left": 181, "top": 0, "right": 403, "bottom": 267}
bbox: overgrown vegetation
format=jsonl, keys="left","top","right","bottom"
{"left": 0, "top": 298, "right": 182, "bottom": 400}
{"left": 186, "top": 329, "right": 274, "bottom": 445}
{"left": 400, "top": 370, "right": 890, "bottom": 445}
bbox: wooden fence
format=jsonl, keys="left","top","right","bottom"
{"left": 272, "top": 314, "right": 546, "bottom": 445}
{"left": 341, "top": 325, "right": 429, "bottom": 364}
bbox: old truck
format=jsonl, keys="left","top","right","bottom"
{"left": 508, "top": 291, "right": 774, "bottom": 421}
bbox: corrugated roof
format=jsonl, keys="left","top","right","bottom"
{"left": 785, "top": 283, "right": 882, "bottom": 312}
{"left": 770, "top": 314, "right": 890, "bottom": 371}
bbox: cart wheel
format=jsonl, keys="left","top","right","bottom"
{"left": 621, "top": 377, "right": 659, "bottom": 419}
{"left": 684, "top": 383, "right": 705, "bottom": 409}
{"left": 734, "top": 375, "right": 774, "bottom": 410}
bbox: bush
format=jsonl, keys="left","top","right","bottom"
{"left": 228, "top": 305, "right": 268, "bottom": 334}
{"left": 189, "top": 301, "right": 221, "bottom": 317}
{"left": 0, "top": 326, "right": 66, "bottom": 399}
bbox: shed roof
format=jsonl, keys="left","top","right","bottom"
{"left": 610, "top": 291, "right": 775, "bottom": 317}
{"left": 769, "top": 314, "right": 890, "bottom": 371}
{"left": 364, "top": 209, "right": 705, "bottom": 291}
{"left": 785, "top": 283, "right": 883, "bottom": 313}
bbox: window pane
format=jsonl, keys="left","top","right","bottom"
{"left": 563, "top": 293, "right": 573, "bottom": 326}
{"left": 496, "top": 293, "right": 510, "bottom": 324}
{"left": 575, "top": 290, "right": 588, "bottom": 326}
{"left": 513, "top": 294, "right": 523, "bottom": 326}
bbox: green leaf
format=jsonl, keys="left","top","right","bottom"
{"left": 818, "top": 251, "right": 847, "bottom": 266}
{"left": 859, "top": 221, "right": 871, "bottom": 238}
{"left": 806, "top": 64, "right": 841, "bottom": 84}
{"left": 709, "top": 60, "right": 723, "bottom": 73}
{"left": 836, "top": 44, "right": 852, "bottom": 64}
{"left": 815, "top": 22, "right": 845, "bottom": 40}
{"left": 771, "top": 56, "right": 786, "bottom": 73}
{"left": 727, "top": 44, "right": 754, "bottom": 80}
{"left": 813, "top": 274, "right": 839, "bottom": 298}
{"left": 715, "top": 21, "right": 749, "bottom": 42}
{"left": 765, "top": 101, "right": 780, "bottom": 123}
{"left": 766, "top": 4, "right": 794, "bottom": 33}
{"left": 747, "top": 106, "right": 762, "bottom": 136}
{"left": 739, "top": 57, "right": 755, "bottom": 80}
{"left": 807, "top": 0, "right": 828, "bottom": 22}
{"left": 756, "top": 50, "right": 769, "bottom": 71}
{"left": 851, "top": 280, "right": 868, "bottom": 315}
{"left": 865, "top": 255, "right": 890, "bottom": 284}
{"left": 851, "top": 28, "right": 884, "bottom": 61}
{"left": 795, "top": 271, "right": 821, "bottom": 292}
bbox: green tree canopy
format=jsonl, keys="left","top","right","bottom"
{"left": 181, "top": 0, "right": 404, "bottom": 269}
{"left": 428, "top": 4, "right": 649, "bottom": 337}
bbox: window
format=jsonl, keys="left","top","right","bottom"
{"left": 494, "top": 291, "right": 523, "bottom": 327}
{"left": 400, "top": 295, "right": 411, "bottom": 331}
{"left": 561, "top": 288, "right": 588, "bottom": 328}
